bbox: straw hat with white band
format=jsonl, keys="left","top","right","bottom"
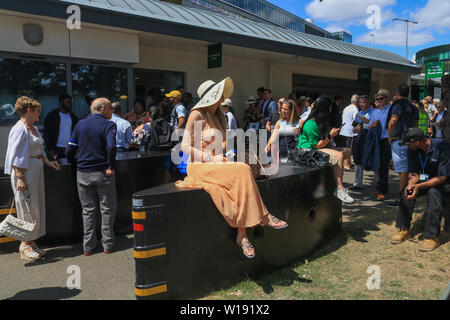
{"left": 192, "top": 77, "right": 234, "bottom": 111}
{"left": 245, "top": 96, "right": 258, "bottom": 105}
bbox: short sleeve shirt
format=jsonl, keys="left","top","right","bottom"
{"left": 297, "top": 120, "right": 320, "bottom": 150}
{"left": 407, "top": 139, "right": 450, "bottom": 178}
{"left": 170, "top": 103, "right": 186, "bottom": 129}
{"left": 427, "top": 104, "right": 437, "bottom": 120}
{"left": 355, "top": 108, "right": 374, "bottom": 130}
{"left": 340, "top": 104, "right": 359, "bottom": 137}
{"left": 391, "top": 99, "right": 419, "bottom": 138}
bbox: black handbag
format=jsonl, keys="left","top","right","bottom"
{"left": 287, "top": 148, "right": 330, "bottom": 168}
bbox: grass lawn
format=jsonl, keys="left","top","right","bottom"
{"left": 203, "top": 170, "right": 450, "bottom": 300}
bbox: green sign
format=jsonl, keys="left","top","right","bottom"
{"left": 208, "top": 43, "right": 222, "bottom": 69}
{"left": 425, "top": 62, "right": 445, "bottom": 79}
{"left": 358, "top": 68, "right": 372, "bottom": 84}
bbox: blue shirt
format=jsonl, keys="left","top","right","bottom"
{"left": 355, "top": 108, "right": 374, "bottom": 129}
{"left": 66, "top": 114, "right": 117, "bottom": 172}
{"left": 169, "top": 103, "right": 186, "bottom": 129}
{"left": 369, "top": 105, "right": 391, "bottom": 139}
{"left": 434, "top": 110, "right": 447, "bottom": 138}
{"left": 110, "top": 114, "right": 132, "bottom": 149}
{"left": 262, "top": 100, "right": 277, "bottom": 121}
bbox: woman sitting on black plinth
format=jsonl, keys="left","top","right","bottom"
{"left": 176, "top": 77, "right": 288, "bottom": 259}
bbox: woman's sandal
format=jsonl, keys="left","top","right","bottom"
{"left": 19, "top": 245, "right": 41, "bottom": 262}
{"left": 30, "top": 242, "right": 46, "bottom": 256}
{"left": 236, "top": 237, "right": 255, "bottom": 259}
{"left": 261, "top": 214, "right": 288, "bottom": 230}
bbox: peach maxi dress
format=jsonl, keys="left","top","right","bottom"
{"left": 175, "top": 121, "right": 270, "bottom": 228}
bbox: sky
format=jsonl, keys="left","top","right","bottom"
{"left": 268, "top": 0, "right": 450, "bottom": 61}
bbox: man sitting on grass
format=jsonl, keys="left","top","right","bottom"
{"left": 391, "top": 128, "right": 450, "bottom": 252}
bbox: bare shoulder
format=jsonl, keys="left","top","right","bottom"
{"left": 189, "top": 110, "right": 204, "bottom": 120}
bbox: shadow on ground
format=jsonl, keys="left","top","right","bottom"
{"left": 5, "top": 287, "right": 81, "bottom": 300}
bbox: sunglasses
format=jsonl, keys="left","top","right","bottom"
{"left": 375, "top": 97, "right": 386, "bottom": 101}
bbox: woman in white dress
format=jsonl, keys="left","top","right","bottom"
{"left": 4, "top": 97, "right": 61, "bottom": 261}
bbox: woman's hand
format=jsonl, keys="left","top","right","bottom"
{"left": 16, "top": 177, "right": 28, "bottom": 191}
{"left": 330, "top": 128, "right": 341, "bottom": 138}
{"left": 211, "top": 154, "right": 227, "bottom": 163}
{"left": 265, "top": 144, "right": 271, "bottom": 154}
{"left": 47, "top": 160, "right": 61, "bottom": 171}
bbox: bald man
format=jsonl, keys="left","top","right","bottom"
{"left": 66, "top": 98, "right": 118, "bottom": 256}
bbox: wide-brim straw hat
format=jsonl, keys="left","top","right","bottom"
{"left": 245, "top": 96, "right": 258, "bottom": 104}
{"left": 192, "top": 77, "right": 234, "bottom": 111}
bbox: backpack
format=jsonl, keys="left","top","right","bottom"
{"left": 150, "top": 118, "right": 176, "bottom": 150}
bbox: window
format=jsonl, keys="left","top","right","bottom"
{"left": 71, "top": 64, "right": 128, "bottom": 119}
{"left": 0, "top": 57, "right": 67, "bottom": 121}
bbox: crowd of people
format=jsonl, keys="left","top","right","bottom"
{"left": 3, "top": 78, "right": 449, "bottom": 261}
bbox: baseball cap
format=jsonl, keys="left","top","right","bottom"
{"left": 398, "top": 127, "right": 426, "bottom": 146}
{"left": 165, "top": 90, "right": 182, "bottom": 100}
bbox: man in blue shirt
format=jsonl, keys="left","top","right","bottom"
{"left": 66, "top": 98, "right": 117, "bottom": 256}
{"left": 391, "top": 128, "right": 450, "bottom": 252}
{"left": 261, "top": 89, "right": 277, "bottom": 127}
{"left": 350, "top": 95, "right": 374, "bottom": 190}
{"left": 166, "top": 90, "right": 186, "bottom": 134}
{"left": 388, "top": 83, "right": 419, "bottom": 205}
{"left": 110, "top": 102, "right": 132, "bottom": 152}
{"left": 368, "top": 89, "right": 392, "bottom": 200}
{"left": 432, "top": 102, "right": 448, "bottom": 140}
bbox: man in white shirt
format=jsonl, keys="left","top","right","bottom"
{"left": 339, "top": 94, "right": 360, "bottom": 170}
{"left": 221, "top": 98, "right": 238, "bottom": 140}
{"left": 427, "top": 98, "right": 439, "bottom": 125}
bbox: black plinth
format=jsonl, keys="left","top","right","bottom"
{"left": 132, "top": 164, "right": 342, "bottom": 300}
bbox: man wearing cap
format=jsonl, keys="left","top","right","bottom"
{"left": 388, "top": 83, "right": 419, "bottom": 206}
{"left": 221, "top": 98, "right": 238, "bottom": 138}
{"left": 368, "top": 89, "right": 392, "bottom": 200}
{"left": 166, "top": 90, "right": 186, "bottom": 132}
{"left": 391, "top": 127, "right": 450, "bottom": 251}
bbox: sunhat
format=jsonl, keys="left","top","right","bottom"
{"left": 375, "top": 89, "right": 390, "bottom": 97}
{"left": 221, "top": 98, "right": 232, "bottom": 107}
{"left": 245, "top": 96, "right": 258, "bottom": 104}
{"left": 192, "top": 77, "right": 234, "bottom": 110}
